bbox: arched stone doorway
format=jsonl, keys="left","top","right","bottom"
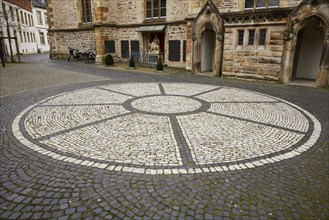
{"left": 280, "top": 1, "right": 329, "bottom": 87}
{"left": 292, "top": 17, "right": 325, "bottom": 80}
{"left": 192, "top": 0, "right": 224, "bottom": 77}
{"left": 201, "top": 24, "right": 216, "bottom": 73}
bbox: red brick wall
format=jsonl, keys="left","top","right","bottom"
{"left": 4, "top": 0, "right": 32, "bottom": 12}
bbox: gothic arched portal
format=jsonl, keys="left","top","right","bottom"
{"left": 192, "top": 0, "right": 224, "bottom": 77}
{"left": 281, "top": 0, "right": 329, "bottom": 87}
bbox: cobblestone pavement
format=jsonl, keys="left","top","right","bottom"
{"left": 1, "top": 54, "right": 328, "bottom": 219}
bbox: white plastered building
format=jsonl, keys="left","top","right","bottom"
{"left": 32, "top": 0, "right": 49, "bottom": 53}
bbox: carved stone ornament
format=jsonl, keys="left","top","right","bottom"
{"left": 283, "top": 30, "right": 293, "bottom": 41}
{"left": 205, "top": 6, "right": 212, "bottom": 15}
{"left": 192, "top": 33, "right": 197, "bottom": 41}
{"left": 291, "top": 18, "right": 302, "bottom": 31}
{"left": 309, "top": 0, "right": 321, "bottom": 8}
{"left": 217, "top": 34, "right": 223, "bottom": 41}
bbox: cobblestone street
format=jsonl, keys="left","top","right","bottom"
{"left": 1, "top": 54, "right": 328, "bottom": 219}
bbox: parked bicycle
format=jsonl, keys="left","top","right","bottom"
{"left": 68, "top": 47, "right": 82, "bottom": 62}
{"left": 82, "top": 49, "right": 96, "bottom": 63}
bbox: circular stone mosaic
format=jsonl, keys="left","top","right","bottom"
{"left": 12, "top": 83, "right": 321, "bottom": 174}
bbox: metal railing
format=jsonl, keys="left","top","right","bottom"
{"left": 129, "top": 51, "right": 163, "bottom": 67}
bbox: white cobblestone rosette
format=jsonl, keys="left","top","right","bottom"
{"left": 12, "top": 83, "right": 321, "bottom": 174}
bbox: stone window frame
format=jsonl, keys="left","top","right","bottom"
{"left": 244, "top": 0, "right": 280, "bottom": 10}
{"left": 145, "top": 0, "right": 166, "bottom": 20}
{"left": 248, "top": 29, "right": 255, "bottom": 47}
{"left": 236, "top": 28, "right": 267, "bottom": 50}
{"left": 237, "top": 30, "right": 245, "bottom": 46}
{"left": 259, "top": 29, "right": 267, "bottom": 46}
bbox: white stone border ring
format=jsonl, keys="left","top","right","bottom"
{"left": 12, "top": 83, "right": 321, "bottom": 174}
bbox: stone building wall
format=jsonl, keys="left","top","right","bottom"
{"left": 167, "top": 0, "right": 189, "bottom": 22}
{"left": 46, "top": 0, "right": 307, "bottom": 79}
{"left": 166, "top": 24, "right": 187, "bottom": 67}
{"left": 49, "top": 30, "right": 95, "bottom": 59}
{"left": 213, "top": 0, "right": 243, "bottom": 12}
{"left": 47, "top": 0, "right": 79, "bottom": 29}
{"left": 189, "top": 0, "right": 304, "bottom": 15}
{"left": 116, "top": 0, "right": 144, "bottom": 24}
{"left": 222, "top": 25, "right": 285, "bottom": 80}
{"left": 94, "top": 0, "right": 118, "bottom": 23}
{"left": 95, "top": 27, "right": 117, "bottom": 57}
{"left": 280, "top": 0, "right": 303, "bottom": 7}
{"left": 189, "top": 0, "right": 207, "bottom": 15}
{"left": 117, "top": 28, "right": 142, "bottom": 59}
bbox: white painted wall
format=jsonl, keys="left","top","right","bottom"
{"left": 0, "top": 1, "right": 50, "bottom": 57}
{"left": 32, "top": 7, "right": 49, "bottom": 53}
{"left": 201, "top": 30, "right": 216, "bottom": 72}
{"left": 295, "top": 25, "right": 324, "bottom": 80}
{"left": 0, "top": 1, "right": 38, "bottom": 56}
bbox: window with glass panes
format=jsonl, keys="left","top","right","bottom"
{"left": 81, "top": 0, "right": 92, "bottom": 23}
{"left": 37, "top": 11, "right": 42, "bottom": 25}
{"left": 238, "top": 30, "right": 244, "bottom": 45}
{"left": 245, "top": 0, "right": 279, "bottom": 9}
{"left": 259, "top": 29, "right": 267, "bottom": 45}
{"left": 248, "top": 30, "right": 255, "bottom": 46}
{"left": 16, "top": 9, "right": 19, "bottom": 22}
{"left": 44, "top": 13, "right": 48, "bottom": 25}
{"left": 20, "top": 11, "right": 24, "bottom": 24}
{"left": 9, "top": 7, "right": 14, "bottom": 21}
{"left": 40, "top": 32, "right": 45, "bottom": 45}
{"left": 146, "top": 0, "right": 166, "bottom": 19}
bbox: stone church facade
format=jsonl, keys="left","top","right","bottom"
{"left": 47, "top": 0, "right": 329, "bottom": 87}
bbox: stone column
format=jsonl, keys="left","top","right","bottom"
{"left": 280, "top": 31, "right": 295, "bottom": 83}
{"left": 192, "top": 33, "right": 198, "bottom": 74}
{"left": 316, "top": 34, "right": 329, "bottom": 87}
{"left": 213, "top": 34, "right": 223, "bottom": 77}
{"left": 94, "top": 27, "right": 108, "bottom": 64}
{"left": 186, "top": 22, "right": 193, "bottom": 70}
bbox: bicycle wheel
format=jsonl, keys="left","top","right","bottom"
{"left": 77, "top": 53, "right": 83, "bottom": 61}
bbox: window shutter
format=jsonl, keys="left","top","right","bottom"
{"left": 121, "top": 40, "right": 129, "bottom": 58}
{"left": 169, "top": 40, "right": 180, "bottom": 61}
{"left": 105, "top": 40, "right": 115, "bottom": 53}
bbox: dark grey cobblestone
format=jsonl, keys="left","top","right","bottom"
{"left": 0, "top": 54, "right": 328, "bottom": 219}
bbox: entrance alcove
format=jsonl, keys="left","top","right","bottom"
{"left": 280, "top": 1, "right": 329, "bottom": 87}
{"left": 293, "top": 17, "right": 325, "bottom": 81}
{"left": 192, "top": 0, "right": 224, "bottom": 77}
{"left": 201, "top": 23, "right": 216, "bottom": 73}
